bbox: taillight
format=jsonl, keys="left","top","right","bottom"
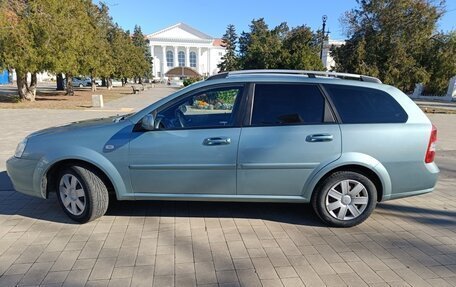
{"left": 425, "top": 124, "right": 437, "bottom": 163}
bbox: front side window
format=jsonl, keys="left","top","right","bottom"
{"left": 190, "top": 51, "right": 197, "bottom": 68}
{"left": 251, "top": 84, "right": 325, "bottom": 126}
{"left": 324, "top": 85, "right": 408, "bottom": 124}
{"left": 156, "top": 86, "right": 243, "bottom": 130}
{"left": 178, "top": 51, "right": 185, "bottom": 67}
{"left": 166, "top": 51, "right": 173, "bottom": 67}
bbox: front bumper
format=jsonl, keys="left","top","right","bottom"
{"left": 6, "top": 156, "right": 44, "bottom": 199}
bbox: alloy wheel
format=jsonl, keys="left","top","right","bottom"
{"left": 59, "top": 174, "right": 86, "bottom": 216}
{"left": 325, "top": 179, "right": 369, "bottom": 220}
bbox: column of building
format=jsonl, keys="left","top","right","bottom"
{"left": 161, "top": 46, "right": 166, "bottom": 80}
{"left": 150, "top": 45, "right": 154, "bottom": 77}
{"left": 155, "top": 44, "right": 214, "bottom": 78}
{"left": 197, "top": 47, "right": 201, "bottom": 74}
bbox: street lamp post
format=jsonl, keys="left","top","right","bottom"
{"left": 320, "top": 15, "right": 327, "bottom": 60}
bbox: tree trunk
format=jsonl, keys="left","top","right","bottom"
{"left": 107, "top": 78, "right": 112, "bottom": 90}
{"left": 16, "top": 70, "right": 35, "bottom": 101}
{"left": 102, "top": 77, "right": 106, "bottom": 87}
{"left": 65, "top": 73, "right": 74, "bottom": 96}
{"left": 56, "top": 73, "right": 64, "bottom": 90}
{"left": 91, "top": 73, "right": 97, "bottom": 92}
{"left": 7, "top": 68, "right": 13, "bottom": 83}
{"left": 29, "top": 73, "right": 37, "bottom": 99}
{"left": 138, "top": 76, "right": 143, "bottom": 84}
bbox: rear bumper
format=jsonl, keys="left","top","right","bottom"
{"left": 383, "top": 162, "right": 439, "bottom": 201}
{"left": 6, "top": 156, "right": 44, "bottom": 199}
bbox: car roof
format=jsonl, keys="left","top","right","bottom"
{"left": 207, "top": 69, "right": 381, "bottom": 82}
{"left": 194, "top": 73, "right": 387, "bottom": 90}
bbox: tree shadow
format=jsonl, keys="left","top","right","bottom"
{"left": 35, "top": 97, "right": 68, "bottom": 101}
{"left": 0, "top": 94, "right": 20, "bottom": 103}
{"left": 377, "top": 203, "right": 456, "bottom": 227}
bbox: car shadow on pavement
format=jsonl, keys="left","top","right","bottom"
{"left": 0, "top": 171, "right": 13, "bottom": 191}
{"left": 107, "top": 199, "right": 324, "bottom": 226}
{"left": 0, "top": 173, "right": 324, "bottom": 226}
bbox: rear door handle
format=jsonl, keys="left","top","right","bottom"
{"left": 306, "top": 134, "right": 333, "bottom": 142}
{"left": 203, "top": 137, "right": 231, "bottom": 146}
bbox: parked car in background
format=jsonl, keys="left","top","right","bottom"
{"left": 6, "top": 70, "right": 439, "bottom": 227}
{"left": 71, "top": 77, "right": 91, "bottom": 87}
{"left": 111, "top": 79, "right": 123, "bottom": 87}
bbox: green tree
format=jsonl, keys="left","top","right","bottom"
{"left": 282, "top": 25, "right": 325, "bottom": 70}
{"left": 239, "top": 18, "right": 285, "bottom": 69}
{"left": 333, "top": 0, "right": 445, "bottom": 92}
{"left": 0, "top": 0, "right": 55, "bottom": 100}
{"left": 108, "top": 26, "right": 149, "bottom": 87}
{"left": 48, "top": 0, "right": 97, "bottom": 96}
{"left": 238, "top": 19, "right": 322, "bottom": 71}
{"left": 0, "top": 0, "right": 151, "bottom": 99}
{"left": 82, "top": 2, "right": 114, "bottom": 92}
{"left": 218, "top": 24, "right": 239, "bottom": 72}
{"left": 132, "top": 25, "right": 152, "bottom": 83}
{"left": 422, "top": 32, "right": 456, "bottom": 94}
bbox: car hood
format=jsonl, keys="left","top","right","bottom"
{"left": 28, "top": 116, "right": 127, "bottom": 138}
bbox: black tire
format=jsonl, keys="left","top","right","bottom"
{"left": 312, "top": 171, "right": 377, "bottom": 227}
{"left": 56, "top": 165, "right": 109, "bottom": 223}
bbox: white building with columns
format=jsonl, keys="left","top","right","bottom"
{"left": 147, "top": 23, "right": 226, "bottom": 79}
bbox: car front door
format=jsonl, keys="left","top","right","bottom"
{"left": 237, "top": 83, "right": 342, "bottom": 197}
{"left": 129, "top": 84, "right": 246, "bottom": 197}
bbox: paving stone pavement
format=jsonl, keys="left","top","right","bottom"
{"left": 0, "top": 88, "right": 455, "bottom": 287}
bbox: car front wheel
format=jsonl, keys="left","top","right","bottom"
{"left": 312, "top": 171, "right": 377, "bottom": 227}
{"left": 56, "top": 165, "right": 109, "bottom": 223}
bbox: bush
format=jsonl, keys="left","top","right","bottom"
{"left": 183, "top": 77, "right": 202, "bottom": 87}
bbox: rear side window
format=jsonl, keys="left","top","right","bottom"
{"left": 251, "top": 84, "right": 325, "bottom": 126}
{"left": 324, "top": 85, "right": 408, "bottom": 124}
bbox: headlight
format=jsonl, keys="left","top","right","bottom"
{"left": 14, "top": 138, "right": 28, "bottom": 158}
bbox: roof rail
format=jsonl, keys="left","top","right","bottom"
{"left": 206, "top": 69, "right": 382, "bottom": 84}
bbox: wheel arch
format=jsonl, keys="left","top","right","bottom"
{"left": 303, "top": 153, "right": 392, "bottom": 202}
{"left": 34, "top": 148, "right": 128, "bottom": 200}
{"left": 45, "top": 159, "right": 116, "bottom": 199}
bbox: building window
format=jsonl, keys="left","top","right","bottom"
{"left": 166, "top": 51, "right": 173, "bottom": 67}
{"left": 178, "top": 51, "right": 185, "bottom": 67}
{"left": 190, "top": 52, "right": 197, "bottom": 68}
{"left": 218, "top": 52, "right": 223, "bottom": 56}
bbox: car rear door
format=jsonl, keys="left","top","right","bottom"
{"left": 237, "top": 83, "right": 342, "bottom": 197}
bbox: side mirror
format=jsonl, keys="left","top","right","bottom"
{"left": 141, "top": 114, "right": 155, "bottom": 131}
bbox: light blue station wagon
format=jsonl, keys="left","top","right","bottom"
{"left": 6, "top": 70, "right": 439, "bottom": 227}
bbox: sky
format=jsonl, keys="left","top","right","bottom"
{"left": 102, "top": 0, "right": 456, "bottom": 40}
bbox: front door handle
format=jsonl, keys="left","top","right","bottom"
{"left": 203, "top": 137, "right": 231, "bottom": 146}
{"left": 306, "top": 134, "right": 334, "bottom": 142}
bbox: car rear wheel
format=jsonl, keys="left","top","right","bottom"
{"left": 312, "top": 171, "right": 377, "bottom": 227}
{"left": 56, "top": 165, "right": 109, "bottom": 223}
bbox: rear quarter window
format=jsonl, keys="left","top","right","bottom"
{"left": 324, "top": 85, "right": 408, "bottom": 124}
